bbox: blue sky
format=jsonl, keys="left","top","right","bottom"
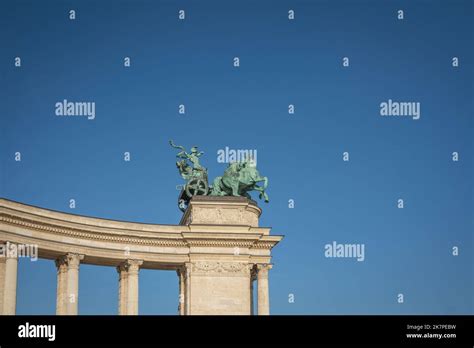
{"left": 0, "top": 0, "right": 472, "bottom": 314}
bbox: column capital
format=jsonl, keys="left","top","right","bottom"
{"left": 65, "top": 253, "right": 84, "bottom": 270}
{"left": 184, "top": 262, "right": 192, "bottom": 276}
{"left": 2, "top": 242, "right": 18, "bottom": 260}
{"left": 55, "top": 256, "right": 68, "bottom": 271}
{"left": 176, "top": 266, "right": 185, "bottom": 278}
{"left": 176, "top": 265, "right": 186, "bottom": 276}
{"left": 120, "top": 259, "right": 143, "bottom": 275}
{"left": 117, "top": 262, "right": 129, "bottom": 274}
{"left": 256, "top": 263, "right": 272, "bottom": 278}
{"left": 248, "top": 264, "right": 258, "bottom": 281}
{"left": 256, "top": 263, "right": 272, "bottom": 271}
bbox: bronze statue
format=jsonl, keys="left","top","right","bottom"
{"left": 210, "top": 161, "right": 268, "bottom": 202}
{"left": 170, "top": 140, "right": 269, "bottom": 211}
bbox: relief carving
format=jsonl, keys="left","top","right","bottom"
{"left": 191, "top": 261, "right": 250, "bottom": 275}
{"left": 190, "top": 207, "right": 256, "bottom": 226}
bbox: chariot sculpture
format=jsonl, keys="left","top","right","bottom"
{"left": 170, "top": 140, "right": 268, "bottom": 212}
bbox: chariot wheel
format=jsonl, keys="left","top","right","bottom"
{"left": 185, "top": 178, "right": 209, "bottom": 197}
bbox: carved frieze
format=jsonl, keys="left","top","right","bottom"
{"left": 190, "top": 261, "right": 251, "bottom": 276}
{"left": 190, "top": 207, "right": 257, "bottom": 226}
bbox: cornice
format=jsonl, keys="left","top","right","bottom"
{"left": 0, "top": 213, "right": 187, "bottom": 247}
{"left": 0, "top": 199, "right": 283, "bottom": 252}
{"left": 0, "top": 213, "right": 282, "bottom": 250}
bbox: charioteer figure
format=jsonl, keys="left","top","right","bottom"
{"left": 170, "top": 140, "right": 210, "bottom": 211}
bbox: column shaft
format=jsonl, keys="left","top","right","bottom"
{"left": 177, "top": 268, "right": 185, "bottom": 315}
{"left": 55, "top": 257, "right": 68, "bottom": 315}
{"left": 250, "top": 265, "right": 257, "bottom": 315}
{"left": 65, "top": 254, "right": 83, "bottom": 315}
{"left": 184, "top": 263, "right": 191, "bottom": 315}
{"left": 3, "top": 254, "right": 18, "bottom": 315}
{"left": 257, "top": 264, "right": 272, "bottom": 315}
{"left": 0, "top": 255, "right": 5, "bottom": 314}
{"left": 250, "top": 280, "right": 254, "bottom": 315}
{"left": 125, "top": 260, "right": 142, "bottom": 315}
{"left": 117, "top": 263, "right": 129, "bottom": 315}
{"left": 2, "top": 242, "right": 19, "bottom": 315}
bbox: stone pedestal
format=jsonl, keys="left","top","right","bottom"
{"left": 179, "top": 196, "right": 282, "bottom": 315}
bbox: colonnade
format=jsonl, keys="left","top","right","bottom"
{"left": 0, "top": 242, "right": 272, "bottom": 315}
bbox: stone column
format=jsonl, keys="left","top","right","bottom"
{"left": 65, "top": 253, "right": 84, "bottom": 315}
{"left": 125, "top": 260, "right": 143, "bottom": 315}
{"left": 184, "top": 262, "right": 191, "bottom": 315}
{"left": 250, "top": 265, "right": 257, "bottom": 315}
{"left": 257, "top": 264, "right": 272, "bottom": 315}
{"left": 117, "top": 262, "right": 129, "bottom": 315}
{"left": 0, "top": 250, "right": 5, "bottom": 314}
{"left": 3, "top": 242, "right": 18, "bottom": 315}
{"left": 177, "top": 267, "right": 185, "bottom": 315}
{"left": 55, "top": 256, "right": 68, "bottom": 314}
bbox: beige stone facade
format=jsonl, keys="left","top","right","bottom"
{"left": 0, "top": 196, "right": 283, "bottom": 315}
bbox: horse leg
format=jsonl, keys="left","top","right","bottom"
{"left": 231, "top": 183, "right": 239, "bottom": 196}
{"left": 211, "top": 177, "right": 224, "bottom": 196}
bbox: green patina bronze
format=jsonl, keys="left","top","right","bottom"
{"left": 170, "top": 140, "right": 269, "bottom": 212}
{"left": 210, "top": 162, "right": 269, "bottom": 202}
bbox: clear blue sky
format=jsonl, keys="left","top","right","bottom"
{"left": 0, "top": 0, "right": 472, "bottom": 314}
